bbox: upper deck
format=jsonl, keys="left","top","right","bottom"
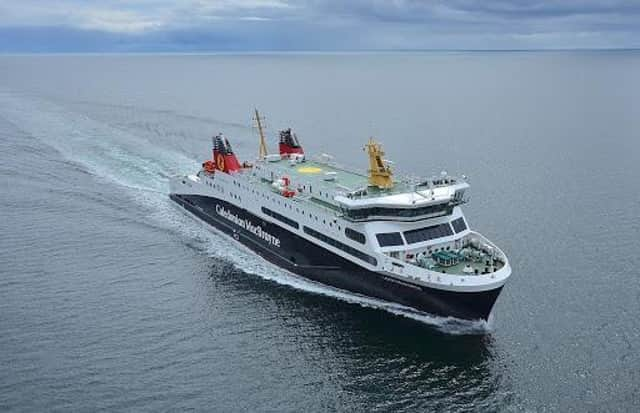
{"left": 238, "top": 154, "right": 469, "bottom": 221}
{"left": 205, "top": 129, "right": 469, "bottom": 222}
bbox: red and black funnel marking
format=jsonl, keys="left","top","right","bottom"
{"left": 279, "top": 128, "right": 304, "bottom": 157}
{"left": 212, "top": 134, "right": 241, "bottom": 173}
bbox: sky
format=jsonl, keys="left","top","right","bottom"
{"left": 0, "top": 0, "right": 639, "bottom": 52}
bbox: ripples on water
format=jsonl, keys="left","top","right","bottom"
{"left": 1, "top": 53, "right": 639, "bottom": 411}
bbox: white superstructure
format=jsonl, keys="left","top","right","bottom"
{"left": 170, "top": 114, "right": 512, "bottom": 321}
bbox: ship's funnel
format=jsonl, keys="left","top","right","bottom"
{"left": 212, "top": 134, "right": 241, "bottom": 173}
{"left": 279, "top": 128, "right": 304, "bottom": 158}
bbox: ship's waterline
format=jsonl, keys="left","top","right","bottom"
{"left": 4, "top": 52, "right": 638, "bottom": 412}
{"left": 170, "top": 127, "right": 511, "bottom": 321}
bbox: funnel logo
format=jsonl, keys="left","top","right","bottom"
{"left": 216, "top": 154, "right": 225, "bottom": 171}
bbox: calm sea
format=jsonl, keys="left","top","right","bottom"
{"left": 1, "top": 51, "right": 639, "bottom": 412}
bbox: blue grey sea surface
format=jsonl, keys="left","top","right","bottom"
{"left": 1, "top": 52, "right": 639, "bottom": 412}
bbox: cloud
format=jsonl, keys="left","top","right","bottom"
{"left": 0, "top": 0, "right": 638, "bottom": 51}
{"left": 0, "top": 1, "right": 297, "bottom": 32}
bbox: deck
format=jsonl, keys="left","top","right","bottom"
{"left": 251, "top": 157, "right": 434, "bottom": 197}
{"left": 430, "top": 259, "right": 505, "bottom": 275}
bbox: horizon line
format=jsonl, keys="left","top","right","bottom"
{"left": 1, "top": 47, "right": 639, "bottom": 56}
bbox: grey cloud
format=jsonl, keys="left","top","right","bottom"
{"left": 0, "top": 0, "right": 638, "bottom": 51}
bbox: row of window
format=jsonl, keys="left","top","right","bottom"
{"left": 230, "top": 177, "right": 344, "bottom": 232}
{"left": 230, "top": 175, "right": 465, "bottom": 249}
{"left": 345, "top": 228, "right": 366, "bottom": 244}
{"left": 376, "top": 232, "right": 404, "bottom": 247}
{"left": 404, "top": 223, "right": 453, "bottom": 244}
{"left": 343, "top": 204, "right": 451, "bottom": 221}
{"left": 451, "top": 217, "right": 467, "bottom": 233}
{"left": 303, "top": 226, "right": 378, "bottom": 266}
{"left": 376, "top": 217, "right": 466, "bottom": 248}
{"left": 262, "top": 207, "right": 299, "bottom": 229}
{"left": 203, "top": 178, "right": 224, "bottom": 192}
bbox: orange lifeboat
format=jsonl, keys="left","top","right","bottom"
{"left": 202, "top": 160, "right": 216, "bottom": 173}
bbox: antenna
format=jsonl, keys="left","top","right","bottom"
{"left": 253, "top": 109, "right": 268, "bottom": 159}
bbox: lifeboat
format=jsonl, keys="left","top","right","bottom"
{"left": 202, "top": 160, "right": 216, "bottom": 173}
{"left": 272, "top": 176, "right": 296, "bottom": 198}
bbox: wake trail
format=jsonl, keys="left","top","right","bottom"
{"left": 0, "top": 91, "right": 490, "bottom": 335}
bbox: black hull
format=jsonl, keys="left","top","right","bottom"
{"left": 170, "top": 194, "right": 503, "bottom": 321}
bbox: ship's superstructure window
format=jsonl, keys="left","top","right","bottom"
{"left": 376, "top": 232, "right": 404, "bottom": 247}
{"left": 404, "top": 223, "right": 453, "bottom": 244}
{"left": 303, "top": 226, "right": 377, "bottom": 266}
{"left": 345, "top": 228, "right": 366, "bottom": 244}
{"left": 451, "top": 217, "right": 467, "bottom": 233}
{"left": 262, "top": 207, "right": 299, "bottom": 229}
{"left": 343, "top": 203, "right": 451, "bottom": 221}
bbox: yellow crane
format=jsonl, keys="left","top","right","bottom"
{"left": 365, "top": 137, "right": 394, "bottom": 189}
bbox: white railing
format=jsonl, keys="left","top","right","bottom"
{"left": 379, "top": 231, "right": 510, "bottom": 286}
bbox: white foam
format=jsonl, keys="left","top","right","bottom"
{"left": 180, "top": 204, "right": 490, "bottom": 335}
{"left": 0, "top": 91, "right": 489, "bottom": 335}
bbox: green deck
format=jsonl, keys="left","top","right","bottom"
{"left": 273, "top": 159, "right": 368, "bottom": 189}
{"left": 255, "top": 158, "right": 420, "bottom": 196}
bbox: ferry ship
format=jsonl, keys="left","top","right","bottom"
{"left": 170, "top": 110, "right": 511, "bottom": 321}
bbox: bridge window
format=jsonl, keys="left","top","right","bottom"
{"left": 343, "top": 203, "right": 452, "bottom": 221}
{"left": 376, "top": 232, "right": 404, "bottom": 247}
{"left": 451, "top": 217, "right": 467, "bottom": 233}
{"left": 404, "top": 223, "right": 453, "bottom": 244}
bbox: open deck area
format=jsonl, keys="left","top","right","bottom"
{"left": 253, "top": 157, "right": 447, "bottom": 198}
{"left": 410, "top": 244, "right": 506, "bottom": 276}
{"left": 259, "top": 158, "right": 373, "bottom": 190}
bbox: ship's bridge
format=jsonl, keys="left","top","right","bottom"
{"left": 250, "top": 153, "right": 469, "bottom": 222}
{"left": 335, "top": 180, "right": 469, "bottom": 222}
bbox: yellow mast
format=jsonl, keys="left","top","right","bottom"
{"left": 365, "top": 137, "right": 394, "bottom": 189}
{"left": 254, "top": 108, "right": 268, "bottom": 159}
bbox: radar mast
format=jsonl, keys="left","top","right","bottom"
{"left": 254, "top": 109, "right": 268, "bottom": 159}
